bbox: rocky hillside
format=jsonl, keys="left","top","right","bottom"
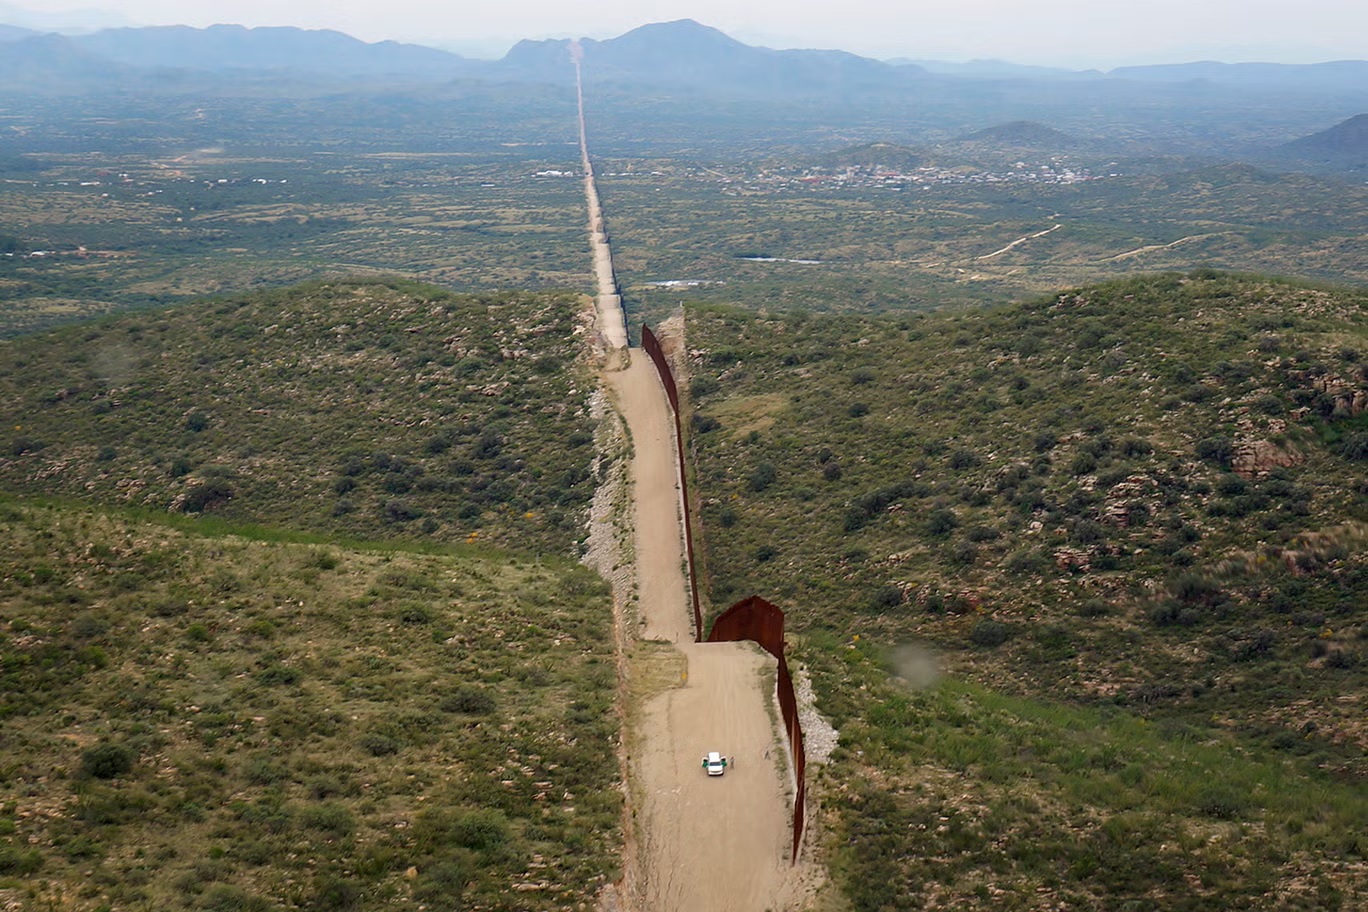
{"left": 686, "top": 271, "right": 1368, "bottom": 908}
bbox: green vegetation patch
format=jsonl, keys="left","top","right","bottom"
{"left": 0, "top": 500, "right": 619, "bottom": 910}
{"left": 686, "top": 272, "right": 1368, "bottom": 906}
{"left": 827, "top": 655, "right": 1365, "bottom": 911}
{"left": 0, "top": 279, "right": 599, "bottom": 557}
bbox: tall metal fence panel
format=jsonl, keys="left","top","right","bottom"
{"left": 640, "top": 324, "right": 702, "bottom": 639}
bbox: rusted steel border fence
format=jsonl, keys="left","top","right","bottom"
{"left": 638, "top": 324, "right": 806, "bottom": 863}
{"left": 640, "top": 324, "right": 703, "bottom": 640}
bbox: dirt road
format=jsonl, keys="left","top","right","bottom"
{"left": 576, "top": 45, "right": 796, "bottom": 909}
{"left": 574, "top": 45, "right": 627, "bottom": 350}
{"left": 605, "top": 358, "right": 793, "bottom": 911}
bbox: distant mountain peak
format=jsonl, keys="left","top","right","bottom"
{"left": 599, "top": 18, "right": 751, "bottom": 58}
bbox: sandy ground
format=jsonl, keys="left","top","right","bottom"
{"left": 605, "top": 357, "right": 794, "bottom": 911}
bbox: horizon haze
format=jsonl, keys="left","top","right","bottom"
{"left": 3, "top": 0, "right": 1364, "bottom": 68}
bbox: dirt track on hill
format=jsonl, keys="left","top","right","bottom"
{"left": 604, "top": 357, "right": 793, "bottom": 911}
{"left": 577, "top": 44, "right": 799, "bottom": 908}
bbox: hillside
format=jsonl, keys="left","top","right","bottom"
{"left": 959, "top": 120, "right": 1079, "bottom": 148}
{"left": 0, "top": 280, "right": 600, "bottom": 558}
{"left": 686, "top": 272, "right": 1368, "bottom": 908}
{"left": 0, "top": 276, "right": 623, "bottom": 910}
{"left": 0, "top": 499, "right": 618, "bottom": 910}
{"left": 815, "top": 141, "right": 925, "bottom": 172}
{"left": 1279, "top": 113, "right": 1368, "bottom": 165}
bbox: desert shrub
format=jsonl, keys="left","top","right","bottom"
{"left": 748, "top": 461, "right": 777, "bottom": 492}
{"left": 1253, "top": 394, "right": 1285, "bottom": 415}
{"left": 1119, "top": 437, "right": 1154, "bottom": 457}
{"left": 1169, "top": 572, "right": 1222, "bottom": 605}
{"left": 1195, "top": 436, "right": 1235, "bottom": 467}
{"left": 1150, "top": 601, "right": 1202, "bottom": 627}
{"left": 198, "top": 885, "right": 272, "bottom": 912}
{"left": 691, "top": 376, "right": 720, "bottom": 397}
{"left": 1071, "top": 452, "right": 1098, "bottom": 475}
{"left": 692, "top": 414, "right": 720, "bottom": 433}
{"left": 1184, "top": 384, "right": 1215, "bottom": 402}
{"left": 1005, "top": 549, "right": 1047, "bottom": 574}
{"left": 950, "top": 541, "right": 979, "bottom": 565}
{"left": 1077, "top": 598, "right": 1112, "bottom": 617}
{"left": 1215, "top": 474, "right": 1247, "bottom": 497}
{"left": 925, "top": 508, "right": 958, "bottom": 537}
{"left": 182, "top": 480, "right": 234, "bottom": 513}
{"left": 948, "top": 448, "right": 979, "bottom": 469}
{"left": 413, "top": 807, "right": 510, "bottom": 854}
{"left": 1196, "top": 786, "right": 1249, "bottom": 821}
{"left": 81, "top": 743, "right": 134, "bottom": 780}
{"left": 442, "top": 688, "right": 497, "bottom": 715}
{"left": 969, "top": 619, "right": 1010, "bottom": 647}
{"left": 360, "top": 733, "right": 399, "bottom": 757}
{"left": 298, "top": 803, "right": 355, "bottom": 837}
{"left": 311, "top": 875, "right": 360, "bottom": 911}
{"left": 1070, "top": 520, "right": 1105, "bottom": 544}
{"left": 1338, "top": 432, "right": 1368, "bottom": 461}
{"left": 382, "top": 499, "right": 421, "bottom": 522}
{"left": 870, "top": 584, "right": 904, "bottom": 610}
{"left": 255, "top": 664, "right": 300, "bottom": 686}
{"left": 0, "top": 846, "right": 44, "bottom": 875}
{"left": 413, "top": 859, "right": 472, "bottom": 904}
{"left": 72, "top": 612, "right": 110, "bottom": 638}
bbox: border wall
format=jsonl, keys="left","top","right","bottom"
{"left": 640, "top": 324, "right": 703, "bottom": 639}
{"left": 639, "top": 323, "right": 807, "bottom": 862}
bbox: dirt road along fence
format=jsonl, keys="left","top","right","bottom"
{"left": 640, "top": 323, "right": 703, "bottom": 639}
{"left": 707, "top": 596, "right": 807, "bottom": 863}
{"left": 639, "top": 323, "right": 807, "bottom": 863}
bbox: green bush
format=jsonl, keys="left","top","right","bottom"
{"left": 0, "top": 845, "right": 44, "bottom": 875}
{"left": 441, "top": 688, "right": 497, "bottom": 715}
{"left": 81, "top": 743, "right": 134, "bottom": 780}
{"left": 969, "top": 619, "right": 1010, "bottom": 647}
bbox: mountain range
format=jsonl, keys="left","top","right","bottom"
{"left": 0, "top": 17, "right": 1365, "bottom": 167}
{"left": 1, "top": 17, "right": 1365, "bottom": 98}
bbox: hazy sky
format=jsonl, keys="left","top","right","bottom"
{"left": 11, "top": 0, "right": 1366, "bottom": 67}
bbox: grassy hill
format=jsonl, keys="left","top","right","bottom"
{"left": 0, "top": 278, "right": 622, "bottom": 910}
{"left": 0, "top": 500, "right": 618, "bottom": 910}
{"left": 685, "top": 271, "right": 1367, "bottom": 908}
{"left": 0, "top": 279, "right": 599, "bottom": 558}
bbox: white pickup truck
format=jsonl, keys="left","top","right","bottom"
{"left": 701, "top": 751, "right": 730, "bottom": 776}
